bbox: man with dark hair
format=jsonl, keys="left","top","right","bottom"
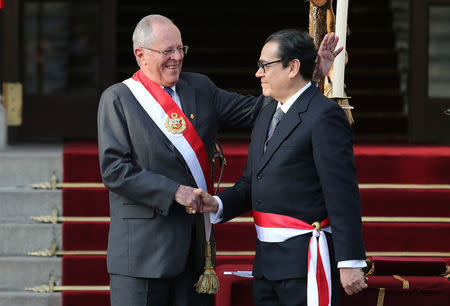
{"left": 196, "top": 29, "right": 367, "bottom": 306}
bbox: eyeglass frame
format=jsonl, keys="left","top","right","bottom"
{"left": 141, "top": 45, "right": 189, "bottom": 56}
{"left": 256, "top": 59, "right": 283, "bottom": 73}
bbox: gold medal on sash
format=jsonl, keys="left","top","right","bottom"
{"left": 164, "top": 113, "right": 186, "bottom": 134}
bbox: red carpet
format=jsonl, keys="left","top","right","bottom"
{"left": 360, "top": 188, "right": 450, "bottom": 217}
{"left": 354, "top": 145, "right": 450, "bottom": 184}
{"left": 63, "top": 141, "right": 450, "bottom": 184}
{"left": 62, "top": 221, "right": 450, "bottom": 253}
{"left": 62, "top": 222, "right": 109, "bottom": 251}
{"left": 63, "top": 142, "right": 101, "bottom": 183}
{"left": 62, "top": 291, "right": 110, "bottom": 306}
{"left": 61, "top": 141, "right": 450, "bottom": 306}
{"left": 62, "top": 256, "right": 450, "bottom": 286}
{"left": 61, "top": 187, "right": 450, "bottom": 218}
{"left": 62, "top": 255, "right": 109, "bottom": 286}
{"left": 63, "top": 188, "right": 109, "bottom": 217}
{"left": 61, "top": 275, "right": 450, "bottom": 306}
{"left": 61, "top": 254, "right": 255, "bottom": 286}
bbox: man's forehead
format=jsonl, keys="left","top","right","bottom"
{"left": 152, "top": 24, "right": 182, "bottom": 46}
{"left": 260, "top": 41, "right": 279, "bottom": 60}
{"left": 152, "top": 22, "right": 181, "bottom": 39}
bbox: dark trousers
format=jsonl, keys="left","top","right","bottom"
{"left": 110, "top": 270, "right": 213, "bottom": 306}
{"left": 109, "top": 218, "right": 214, "bottom": 306}
{"left": 253, "top": 275, "right": 340, "bottom": 306}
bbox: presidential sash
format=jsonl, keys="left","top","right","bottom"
{"left": 123, "top": 70, "right": 213, "bottom": 241}
{"left": 253, "top": 210, "right": 332, "bottom": 306}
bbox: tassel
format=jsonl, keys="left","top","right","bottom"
{"left": 195, "top": 241, "right": 219, "bottom": 294}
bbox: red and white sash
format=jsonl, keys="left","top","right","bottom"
{"left": 253, "top": 210, "right": 332, "bottom": 306}
{"left": 123, "top": 70, "right": 213, "bottom": 241}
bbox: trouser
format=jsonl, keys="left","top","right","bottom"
{"left": 109, "top": 217, "right": 214, "bottom": 305}
{"left": 109, "top": 270, "right": 213, "bottom": 306}
{"left": 252, "top": 275, "right": 341, "bottom": 306}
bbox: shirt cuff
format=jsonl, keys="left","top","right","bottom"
{"left": 337, "top": 260, "right": 367, "bottom": 269}
{"left": 209, "top": 196, "right": 224, "bottom": 224}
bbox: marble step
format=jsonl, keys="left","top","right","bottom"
{"left": 0, "top": 257, "right": 61, "bottom": 290}
{"left": 0, "top": 291, "right": 61, "bottom": 306}
{"left": 0, "top": 224, "right": 61, "bottom": 256}
{"left": 0, "top": 144, "right": 62, "bottom": 187}
{"left": 0, "top": 187, "right": 61, "bottom": 224}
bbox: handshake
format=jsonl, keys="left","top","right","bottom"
{"left": 174, "top": 185, "right": 219, "bottom": 214}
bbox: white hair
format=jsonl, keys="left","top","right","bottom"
{"left": 132, "top": 14, "right": 174, "bottom": 65}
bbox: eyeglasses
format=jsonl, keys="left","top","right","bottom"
{"left": 142, "top": 45, "right": 189, "bottom": 56}
{"left": 257, "top": 59, "right": 283, "bottom": 73}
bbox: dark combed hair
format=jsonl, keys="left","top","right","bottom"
{"left": 265, "top": 29, "right": 317, "bottom": 81}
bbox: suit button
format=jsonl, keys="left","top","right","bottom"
{"left": 257, "top": 174, "right": 263, "bottom": 180}
{"left": 256, "top": 200, "right": 261, "bottom": 205}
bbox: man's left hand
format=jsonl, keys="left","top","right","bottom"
{"left": 340, "top": 267, "right": 368, "bottom": 295}
{"left": 312, "top": 32, "right": 343, "bottom": 82}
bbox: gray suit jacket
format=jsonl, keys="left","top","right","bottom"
{"left": 98, "top": 72, "right": 264, "bottom": 278}
{"left": 219, "top": 85, "right": 366, "bottom": 280}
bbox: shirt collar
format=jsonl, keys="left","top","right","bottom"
{"left": 160, "top": 85, "right": 177, "bottom": 94}
{"left": 277, "top": 82, "right": 311, "bottom": 113}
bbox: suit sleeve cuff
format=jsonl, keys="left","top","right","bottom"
{"left": 209, "top": 196, "right": 224, "bottom": 224}
{"left": 337, "top": 260, "right": 367, "bottom": 268}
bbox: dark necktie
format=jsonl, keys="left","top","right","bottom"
{"left": 163, "top": 86, "right": 183, "bottom": 110}
{"left": 264, "top": 107, "right": 284, "bottom": 152}
{"left": 164, "top": 87, "right": 174, "bottom": 98}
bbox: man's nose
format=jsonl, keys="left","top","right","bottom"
{"left": 255, "top": 68, "right": 263, "bottom": 78}
{"left": 171, "top": 50, "right": 183, "bottom": 61}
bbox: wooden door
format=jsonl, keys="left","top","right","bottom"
{"left": 0, "top": 0, "right": 116, "bottom": 142}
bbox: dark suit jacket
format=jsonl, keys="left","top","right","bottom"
{"left": 97, "top": 72, "right": 265, "bottom": 278}
{"left": 219, "top": 85, "right": 366, "bottom": 281}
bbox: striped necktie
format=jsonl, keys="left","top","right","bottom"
{"left": 163, "top": 87, "right": 174, "bottom": 98}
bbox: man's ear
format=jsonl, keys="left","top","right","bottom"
{"left": 289, "top": 59, "right": 301, "bottom": 79}
{"left": 134, "top": 48, "right": 144, "bottom": 65}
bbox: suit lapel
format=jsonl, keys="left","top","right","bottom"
{"left": 256, "top": 85, "right": 318, "bottom": 175}
{"left": 176, "top": 78, "right": 197, "bottom": 128}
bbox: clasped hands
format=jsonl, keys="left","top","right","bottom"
{"left": 174, "top": 185, "right": 218, "bottom": 214}
{"left": 174, "top": 185, "right": 368, "bottom": 295}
